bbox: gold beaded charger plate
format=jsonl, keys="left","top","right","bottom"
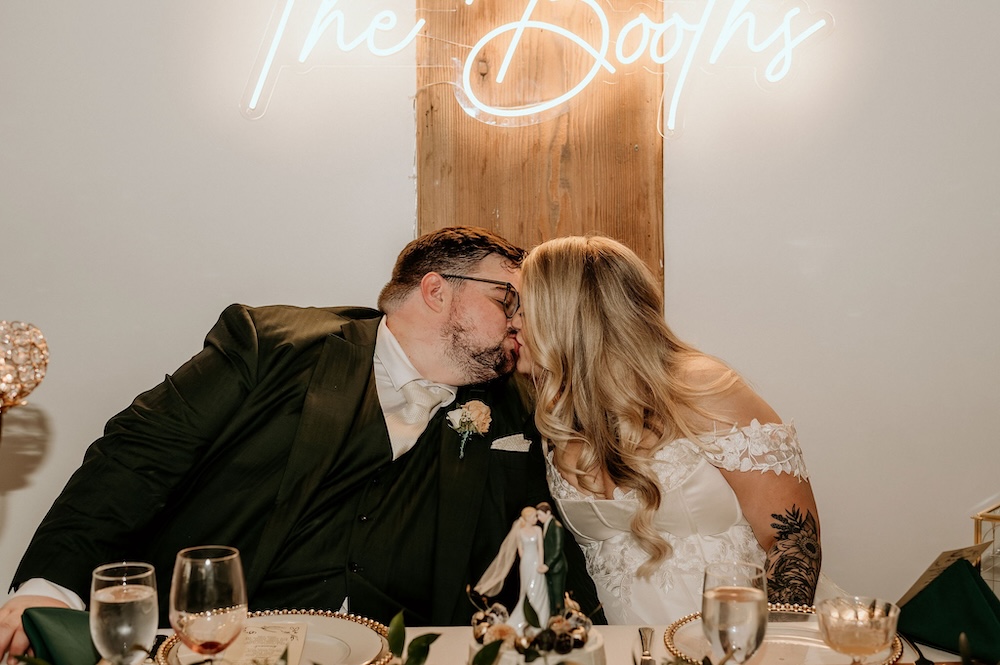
{"left": 664, "top": 603, "right": 903, "bottom": 665}
{"left": 156, "top": 609, "right": 392, "bottom": 665}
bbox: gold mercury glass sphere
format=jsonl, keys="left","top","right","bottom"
{"left": 0, "top": 320, "right": 49, "bottom": 412}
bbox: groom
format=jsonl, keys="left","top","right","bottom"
{"left": 1, "top": 227, "right": 602, "bottom": 665}
{"left": 536, "top": 502, "right": 569, "bottom": 614}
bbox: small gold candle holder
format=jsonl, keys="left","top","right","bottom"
{"left": 0, "top": 320, "right": 49, "bottom": 444}
{"left": 972, "top": 502, "right": 1000, "bottom": 595}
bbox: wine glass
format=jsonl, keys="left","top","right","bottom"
{"left": 169, "top": 545, "right": 248, "bottom": 660}
{"left": 817, "top": 596, "right": 899, "bottom": 665}
{"left": 701, "top": 561, "right": 768, "bottom": 664}
{"left": 90, "top": 562, "right": 159, "bottom": 665}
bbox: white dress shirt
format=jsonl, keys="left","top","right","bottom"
{"left": 373, "top": 318, "right": 457, "bottom": 459}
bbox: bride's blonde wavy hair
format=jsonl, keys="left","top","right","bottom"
{"left": 521, "top": 236, "right": 738, "bottom": 577}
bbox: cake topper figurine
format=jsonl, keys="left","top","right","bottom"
{"left": 475, "top": 505, "right": 551, "bottom": 632}
{"left": 469, "top": 504, "right": 600, "bottom": 664}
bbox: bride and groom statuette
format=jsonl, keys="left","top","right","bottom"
{"left": 468, "top": 503, "right": 605, "bottom": 665}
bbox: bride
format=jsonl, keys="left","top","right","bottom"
{"left": 514, "top": 235, "right": 824, "bottom": 625}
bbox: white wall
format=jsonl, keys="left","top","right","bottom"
{"left": 0, "top": 0, "right": 419, "bottom": 593}
{"left": 2, "top": 0, "right": 998, "bottom": 608}
{"left": 661, "top": 1, "right": 1000, "bottom": 597}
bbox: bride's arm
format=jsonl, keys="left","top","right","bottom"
{"left": 721, "top": 465, "right": 822, "bottom": 605}
{"left": 691, "top": 364, "right": 822, "bottom": 605}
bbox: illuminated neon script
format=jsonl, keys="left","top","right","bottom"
{"left": 242, "top": 0, "right": 832, "bottom": 132}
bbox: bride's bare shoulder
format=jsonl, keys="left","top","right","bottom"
{"left": 677, "top": 354, "right": 781, "bottom": 428}
{"left": 676, "top": 354, "right": 731, "bottom": 388}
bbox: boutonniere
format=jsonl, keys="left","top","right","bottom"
{"left": 447, "top": 400, "right": 491, "bottom": 459}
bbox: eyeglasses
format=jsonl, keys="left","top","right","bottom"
{"left": 440, "top": 274, "right": 520, "bottom": 319}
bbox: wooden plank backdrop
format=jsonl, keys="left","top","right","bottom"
{"left": 415, "top": 0, "right": 664, "bottom": 285}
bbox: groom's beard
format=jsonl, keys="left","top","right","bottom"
{"left": 443, "top": 318, "right": 517, "bottom": 384}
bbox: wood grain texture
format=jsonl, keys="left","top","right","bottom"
{"left": 415, "top": 0, "right": 664, "bottom": 284}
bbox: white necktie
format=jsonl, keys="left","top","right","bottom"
{"left": 385, "top": 380, "right": 452, "bottom": 459}
{"left": 399, "top": 380, "right": 451, "bottom": 424}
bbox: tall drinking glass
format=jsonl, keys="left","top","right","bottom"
{"left": 169, "top": 546, "right": 248, "bottom": 660}
{"left": 701, "top": 561, "right": 768, "bottom": 664}
{"left": 90, "top": 562, "right": 159, "bottom": 665}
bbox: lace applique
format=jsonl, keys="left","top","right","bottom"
{"left": 572, "top": 516, "right": 764, "bottom": 614}
{"left": 546, "top": 456, "right": 583, "bottom": 502}
{"left": 698, "top": 420, "right": 809, "bottom": 479}
{"left": 546, "top": 420, "right": 808, "bottom": 501}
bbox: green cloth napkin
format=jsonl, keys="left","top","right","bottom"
{"left": 898, "top": 558, "right": 1000, "bottom": 663}
{"left": 21, "top": 607, "right": 100, "bottom": 665}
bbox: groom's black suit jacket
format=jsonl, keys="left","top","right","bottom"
{"left": 11, "top": 304, "right": 600, "bottom": 626}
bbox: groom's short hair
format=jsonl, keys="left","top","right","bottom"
{"left": 536, "top": 501, "right": 552, "bottom": 514}
{"left": 377, "top": 226, "right": 525, "bottom": 313}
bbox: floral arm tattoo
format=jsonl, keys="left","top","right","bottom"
{"left": 765, "top": 505, "right": 821, "bottom": 604}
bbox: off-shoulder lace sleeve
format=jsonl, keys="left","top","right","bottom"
{"left": 699, "top": 420, "right": 809, "bottom": 479}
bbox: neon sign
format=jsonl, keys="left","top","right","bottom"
{"left": 242, "top": 0, "right": 831, "bottom": 132}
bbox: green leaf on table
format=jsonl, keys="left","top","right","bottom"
{"left": 404, "top": 633, "right": 440, "bottom": 665}
{"left": 472, "top": 640, "right": 503, "bottom": 665}
{"left": 388, "top": 611, "right": 406, "bottom": 657}
{"left": 524, "top": 597, "right": 540, "bottom": 628}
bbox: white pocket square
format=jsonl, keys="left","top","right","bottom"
{"left": 490, "top": 434, "right": 532, "bottom": 453}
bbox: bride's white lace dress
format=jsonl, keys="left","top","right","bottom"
{"left": 546, "top": 420, "right": 810, "bottom": 625}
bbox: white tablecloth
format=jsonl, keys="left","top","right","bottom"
{"left": 403, "top": 625, "right": 957, "bottom": 665}
{"left": 405, "top": 625, "right": 653, "bottom": 664}
{"left": 156, "top": 621, "right": 957, "bottom": 665}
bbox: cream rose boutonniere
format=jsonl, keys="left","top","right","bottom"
{"left": 446, "top": 400, "right": 491, "bottom": 459}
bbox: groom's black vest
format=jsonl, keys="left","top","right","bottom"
{"left": 254, "top": 374, "right": 446, "bottom": 623}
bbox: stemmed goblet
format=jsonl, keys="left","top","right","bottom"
{"left": 90, "top": 562, "right": 159, "bottom": 665}
{"left": 817, "top": 596, "right": 899, "bottom": 665}
{"left": 169, "top": 545, "right": 248, "bottom": 661}
{"left": 701, "top": 561, "right": 768, "bottom": 664}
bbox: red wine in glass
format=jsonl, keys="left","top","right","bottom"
{"left": 169, "top": 546, "right": 248, "bottom": 660}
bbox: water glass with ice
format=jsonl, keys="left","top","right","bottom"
{"left": 90, "top": 562, "right": 159, "bottom": 665}
{"left": 701, "top": 561, "right": 768, "bottom": 664}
